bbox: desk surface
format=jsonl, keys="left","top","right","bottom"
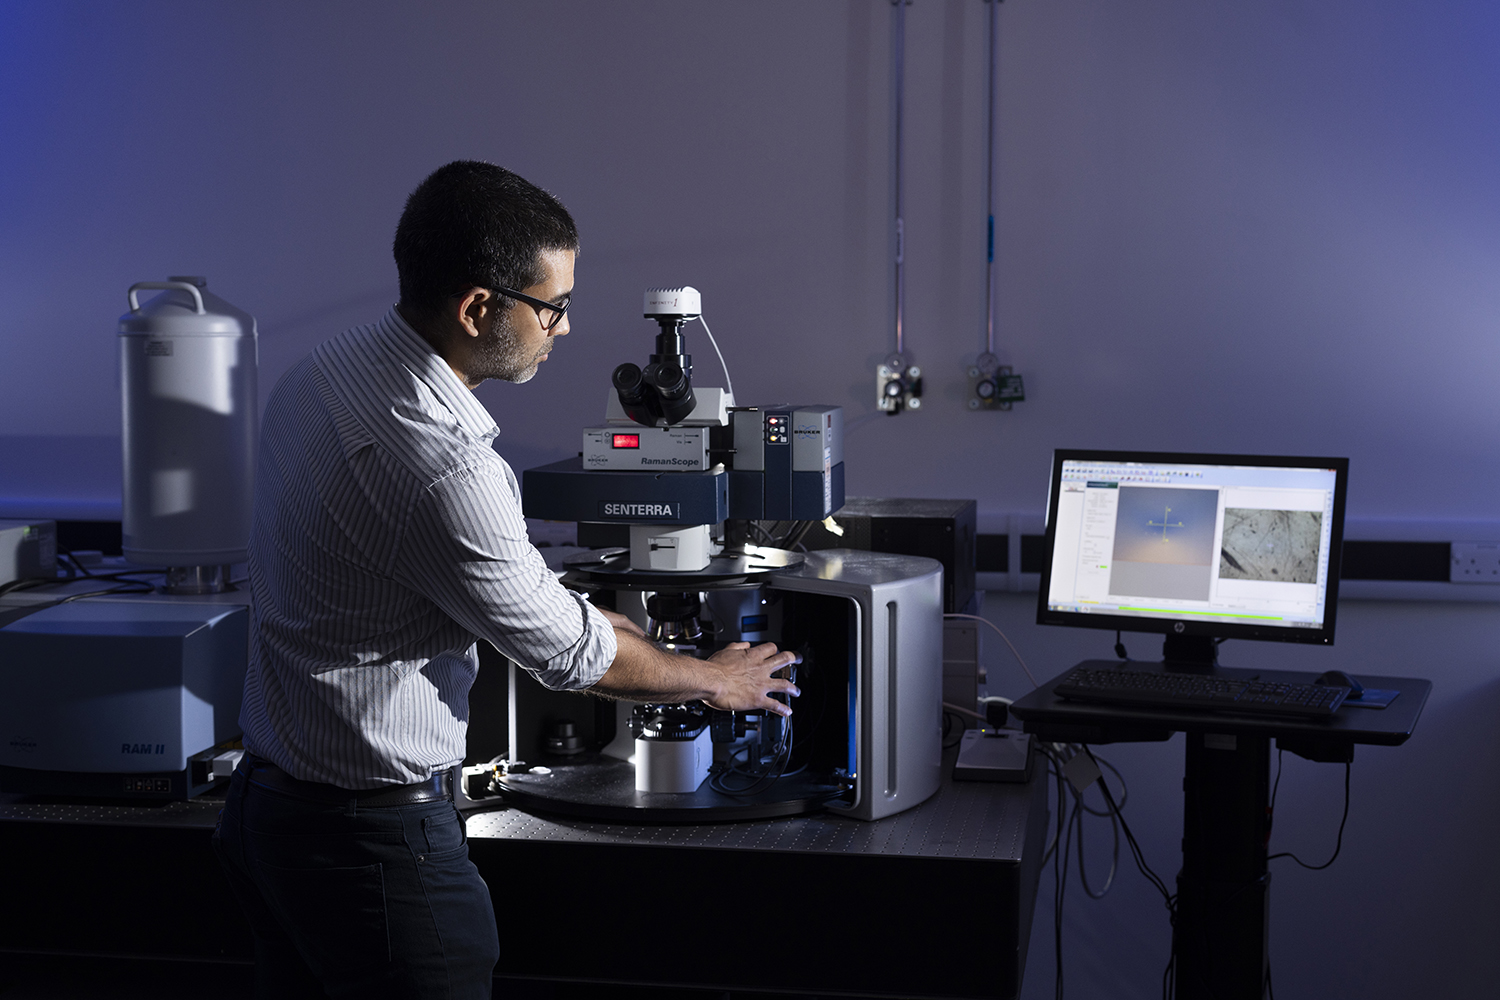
{"left": 465, "top": 759, "right": 1037, "bottom": 863}
{"left": 0, "top": 793, "right": 224, "bottom": 828}
{"left": 1010, "top": 659, "right": 1431, "bottom": 746}
{"left": 1, "top": 753, "right": 1040, "bottom": 863}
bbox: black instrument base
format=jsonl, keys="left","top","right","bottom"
{"left": 486, "top": 753, "right": 847, "bottom": 823}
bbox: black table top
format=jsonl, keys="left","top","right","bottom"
{"left": 465, "top": 755, "right": 1044, "bottom": 863}
{"left": 1009, "top": 659, "right": 1431, "bottom": 747}
{"left": 1, "top": 751, "right": 1047, "bottom": 865}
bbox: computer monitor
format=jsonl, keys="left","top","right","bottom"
{"left": 1036, "top": 450, "right": 1349, "bottom": 664}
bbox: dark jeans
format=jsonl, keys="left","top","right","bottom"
{"left": 212, "top": 765, "right": 499, "bottom": 999}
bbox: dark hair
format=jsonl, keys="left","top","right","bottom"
{"left": 393, "top": 161, "right": 578, "bottom": 320}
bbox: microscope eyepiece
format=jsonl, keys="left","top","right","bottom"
{"left": 612, "top": 363, "right": 659, "bottom": 425}
{"left": 612, "top": 363, "right": 645, "bottom": 395}
{"left": 646, "top": 361, "right": 690, "bottom": 400}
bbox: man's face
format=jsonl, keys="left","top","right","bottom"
{"left": 470, "top": 248, "right": 575, "bottom": 384}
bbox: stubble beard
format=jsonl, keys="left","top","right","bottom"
{"left": 472, "top": 309, "right": 552, "bottom": 384}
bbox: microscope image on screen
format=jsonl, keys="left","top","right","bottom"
{"left": 1218, "top": 508, "right": 1323, "bottom": 585}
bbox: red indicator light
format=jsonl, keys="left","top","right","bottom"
{"left": 612, "top": 434, "right": 640, "bottom": 449}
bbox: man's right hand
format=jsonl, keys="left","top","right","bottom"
{"left": 701, "top": 642, "right": 801, "bottom": 717}
{"left": 590, "top": 630, "right": 801, "bottom": 716}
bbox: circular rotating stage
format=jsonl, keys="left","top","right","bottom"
{"left": 559, "top": 544, "right": 804, "bottom": 590}
{"left": 492, "top": 753, "right": 848, "bottom": 823}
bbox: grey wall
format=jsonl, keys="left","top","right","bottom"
{"left": 5, "top": 0, "right": 1500, "bottom": 519}
{"left": 2, "top": 1, "right": 1496, "bottom": 996}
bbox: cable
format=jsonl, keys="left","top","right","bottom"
{"left": 0, "top": 577, "right": 50, "bottom": 598}
{"left": 709, "top": 663, "right": 800, "bottom": 797}
{"left": 0, "top": 557, "right": 156, "bottom": 597}
{"left": 941, "top": 701, "right": 986, "bottom": 723}
{"left": 0, "top": 581, "right": 156, "bottom": 629}
{"left": 1051, "top": 746, "right": 1068, "bottom": 1000}
{"left": 709, "top": 714, "right": 793, "bottom": 796}
{"left": 781, "top": 520, "right": 817, "bottom": 550}
{"left": 1075, "top": 796, "right": 1120, "bottom": 899}
{"left": 745, "top": 521, "right": 781, "bottom": 547}
{"left": 943, "top": 612, "right": 1038, "bottom": 688}
{"left": 983, "top": 0, "right": 998, "bottom": 358}
{"left": 1080, "top": 746, "right": 1178, "bottom": 1000}
{"left": 61, "top": 583, "right": 152, "bottom": 600}
{"left": 942, "top": 711, "right": 967, "bottom": 750}
{"left": 1085, "top": 747, "right": 1173, "bottom": 904}
{"left": 59, "top": 550, "right": 100, "bottom": 579}
{"left": 695, "top": 315, "right": 735, "bottom": 402}
{"left": 1269, "top": 746, "right": 1286, "bottom": 838}
{"left": 58, "top": 551, "right": 165, "bottom": 584}
{"left": 1035, "top": 740, "right": 1183, "bottom": 999}
{"left": 1268, "top": 751, "right": 1352, "bottom": 871}
{"left": 1040, "top": 743, "right": 1126, "bottom": 904}
{"left": 1074, "top": 765, "right": 1122, "bottom": 900}
{"left": 1077, "top": 752, "right": 1129, "bottom": 816}
{"left": 1034, "top": 742, "right": 1063, "bottom": 862}
{"left": 891, "top": 0, "right": 907, "bottom": 359}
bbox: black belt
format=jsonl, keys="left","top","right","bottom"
{"left": 243, "top": 755, "right": 453, "bottom": 807}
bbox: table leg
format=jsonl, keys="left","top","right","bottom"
{"left": 1175, "top": 732, "right": 1270, "bottom": 1000}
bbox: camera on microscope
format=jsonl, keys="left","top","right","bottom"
{"left": 611, "top": 287, "right": 701, "bottom": 427}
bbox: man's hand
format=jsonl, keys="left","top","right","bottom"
{"left": 589, "top": 631, "right": 802, "bottom": 717}
{"left": 701, "top": 642, "right": 801, "bottom": 718}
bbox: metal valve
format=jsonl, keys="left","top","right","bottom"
{"left": 877, "top": 354, "right": 923, "bottom": 414}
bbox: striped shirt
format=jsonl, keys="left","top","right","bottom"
{"left": 240, "top": 306, "right": 616, "bottom": 788}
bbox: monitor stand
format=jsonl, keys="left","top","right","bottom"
{"left": 1162, "top": 633, "right": 1217, "bottom": 671}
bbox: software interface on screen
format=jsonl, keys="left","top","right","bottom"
{"left": 1046, "top": 458, "right": 1340, "bottom": 631}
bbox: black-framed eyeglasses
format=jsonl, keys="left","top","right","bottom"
{"left": 496, "top": 286, "right": 572, "bottom": 331}
{"left": 450, "top": 286, "right": 571, "bottom": 330}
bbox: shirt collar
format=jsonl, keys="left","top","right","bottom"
{"left": 378, "top": 306, "right": 500, "bottom": 445}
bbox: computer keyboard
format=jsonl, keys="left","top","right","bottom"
{"left": 1053, "top": 666, "right": 1350, "bottom": 719}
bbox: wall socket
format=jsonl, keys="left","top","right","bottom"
{"left": 1450, "top": 542, "right": 1500, "bottom": 583}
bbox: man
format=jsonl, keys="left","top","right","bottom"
{"left": 213, "top": 161, "right": 799, "bottom": 999}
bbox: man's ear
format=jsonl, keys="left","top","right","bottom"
{"left": 453, "top": 287, "right": 494, "bottom": 339}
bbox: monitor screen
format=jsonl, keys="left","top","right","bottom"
{"left": 1037, "top": 450, "right": 1349, "bottom": 647}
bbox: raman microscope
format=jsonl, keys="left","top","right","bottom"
{"left": 475, "top": 287, "right": 944, "bottom": 822}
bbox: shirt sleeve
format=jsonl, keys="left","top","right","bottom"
{"left": 393, "top": 460, "right": 617, "bottom": 691}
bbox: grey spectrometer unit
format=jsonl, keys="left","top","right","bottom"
{"left": 0, "top": 278, "right": 255, "bottom": 801}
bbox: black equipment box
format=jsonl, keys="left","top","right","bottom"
{"left": 802, "top": 497, "right": 976, "bottom": 613}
